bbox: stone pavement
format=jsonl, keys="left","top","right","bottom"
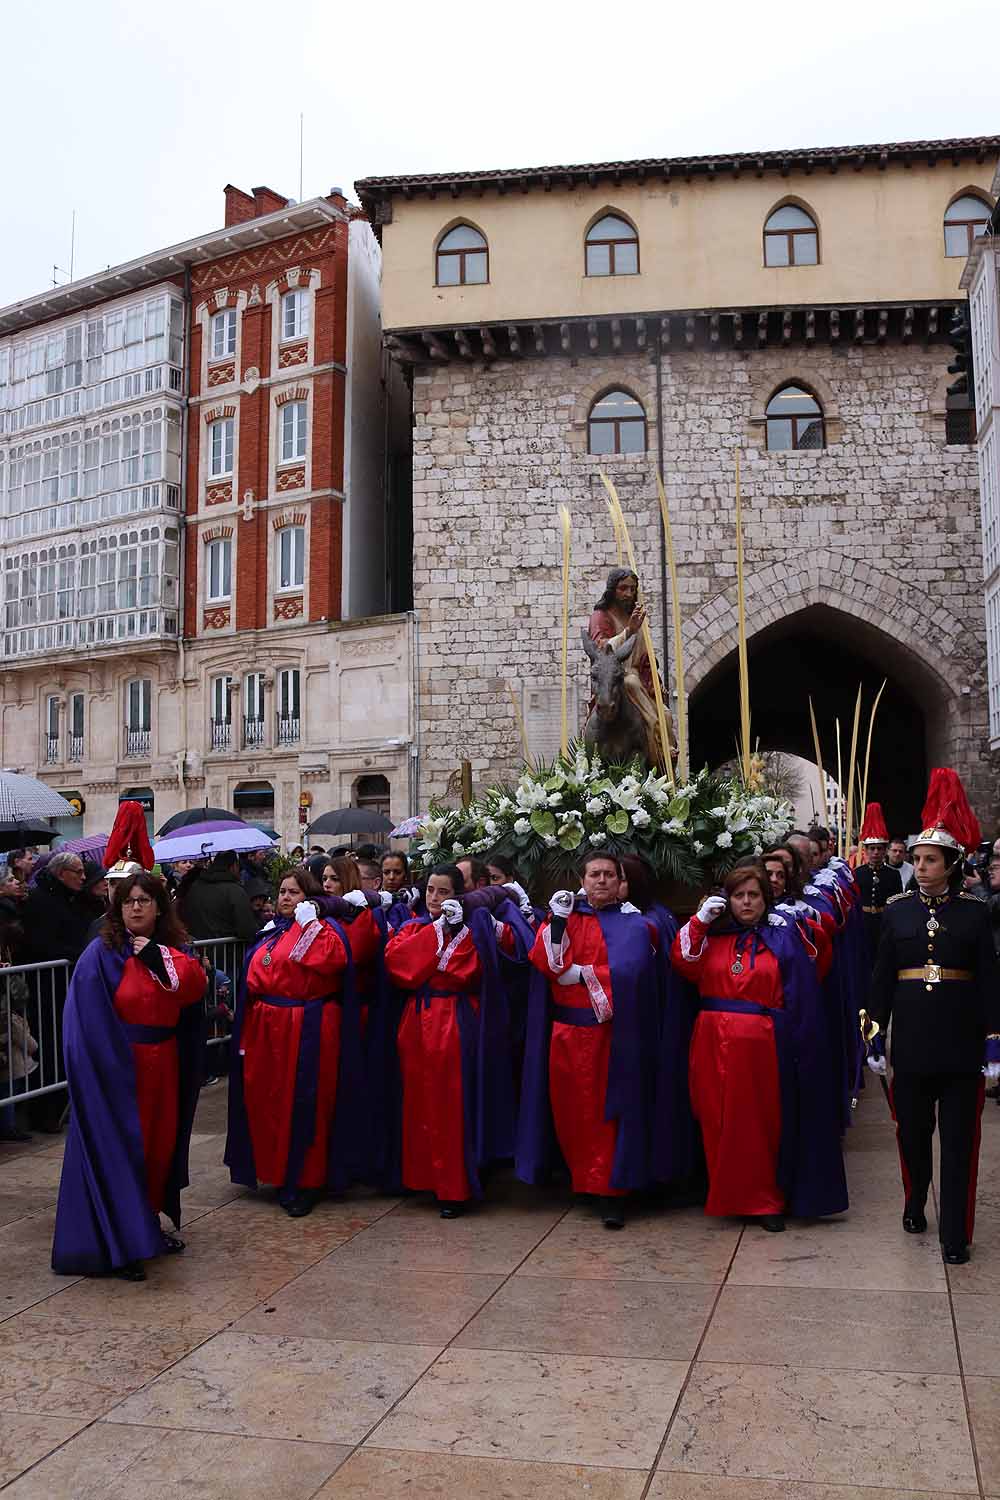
{"left": 3, "top": 1084, "right": 1000, "bottom": 1498}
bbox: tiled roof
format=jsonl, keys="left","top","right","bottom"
{"left": 356, "top": 136, "right": 1000, "bottom": 202}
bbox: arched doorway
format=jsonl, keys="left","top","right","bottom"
{"left": 688, "top": 604, "right": 953, "bottom": 836}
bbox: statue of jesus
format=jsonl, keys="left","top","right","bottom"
{"left": 588, "top": 567, "right": 677, "bottom": 770}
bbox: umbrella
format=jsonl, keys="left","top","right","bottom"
{"left": 157, "top": 807, "right": 243, "bottom": 836}
{"left": 48, "top": 833, "right": 110, "bottom": 859}
{"left": 307, "top": 808, "right": 394, "bottom": 836}
{"left": 0, "top": 772, "right": 74, "bottom": 822}
{"left": 390, "top": 815, "right": 425, "bottom": 837}
{"left": 151, "top": 826, "right": 276, "bottom": 862}
{"left": 158, "top": 820, "right": 247, "bottom": 841}
{"left": 0, "top": 820, "right": 62, "bottom": 853}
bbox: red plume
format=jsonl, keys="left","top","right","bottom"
{"left": 104, "top": 800, "right": 155, "bottom": 871}
{"left": 920, "top": 768, "right": 981, "bottom": 854}
{"left": 859, "top": 803, "right": 889, "bottom": 842}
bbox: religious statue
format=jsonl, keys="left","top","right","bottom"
{"left": 582, "top": 567, "right": 677, "bottom": 770}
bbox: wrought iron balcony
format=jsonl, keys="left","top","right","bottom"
{"left": 243, "top": 717, "right": 265, "bottom": 749}
{"left": 276, "top": 716, "right": 300, "bottom": 747}
{"left": 43, "top": 735, "right": 59, "bottom": 765}
{"left": 210, "top": 719, "right": 232, "bottom": 752}
{"left": 67, "top": 734, "right": 84, "bottom": 762}
{"left": 123, "top": 728, "right": 151, "bottom": 759}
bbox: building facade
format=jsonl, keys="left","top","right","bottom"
{"left": 964, "top": 167, "right": 1000, "bottom": 750}
{"left": 358, "top": 137, "right": 1000, "bottom": 832}
{"left": 0, "top": 186, "right": 413, "bottom": 839}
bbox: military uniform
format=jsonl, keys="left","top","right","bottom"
{"left": 869, "top": 887, "right": 1000, "bottom": 1251}
{"left": 856, "top": 861, "right": 904, "bottom": 965}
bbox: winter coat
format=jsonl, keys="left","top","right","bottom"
{"left": 177, "top": 867, "right": 259, "bottom": 943}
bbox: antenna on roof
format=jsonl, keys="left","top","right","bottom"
{"left": 51, "top": 210, "right": 76, "bottom": 286}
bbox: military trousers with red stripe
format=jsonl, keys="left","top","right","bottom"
{"left": 891, "top": 1070, "right": 985, "bottom": 1248}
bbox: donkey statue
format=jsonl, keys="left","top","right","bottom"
{"left": 581, "top": 629, "right": 648, "bottom": 765}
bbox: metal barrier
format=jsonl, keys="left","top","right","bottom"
{"left": 1, "top": 939, "right": 248, "bottom": 1111}
{"left": 1, "top": 959, "right": 71, "bottom": 1109}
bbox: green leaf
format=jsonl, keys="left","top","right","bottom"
{"left": 530, "top": 809, "right": 556, "bottom": 836}
{"left": 605, "top": 810, "right": 629, "bottom": 835}
{"left": 558, "top": 825, "right": 584, "bottom": 851}
{"left": 666, "top": 797, "right": 690, "bottom": 823}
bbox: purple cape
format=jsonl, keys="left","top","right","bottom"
{"left": 224, "top": 913, "right": 366, "bottom": 1193}
{"left": 515, "top": 901, "right": 659, "bottom": 1193}
{"left": 647, "top": 903, "right": 700, "bottom": 1184}
{"left": 51, "top": 938, "right": 204, "bottom": 1275}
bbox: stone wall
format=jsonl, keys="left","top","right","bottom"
{"left": 411, "top": 344, "right": 995, "bottom": 820}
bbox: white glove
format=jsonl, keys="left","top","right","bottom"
{"left": 342, "top": 889, "right": 367, "bottom": 908}
{"left": 441, "top": 898, "right": 464, "bottom": 927}
{"left": 984, "top": 1062, "right": 1000, "bottom": 1082}
{"left": 766, "top": 912, "right": 786, "bottom": 927}
{"left": 867, "top": 1055, "right": 887, "bottom": 1077}
{"left": 294, "top": 900, "right": 319, "bottom": 928}
{"left": 379, "top": 890, "right": 394, "bottom": 910}
{"left": 556, "top": 963, "right": 584, "bottom": 987}
{"left": 620, "top": 900, "right": 640, "bottom": 915}
{"left": 549, "top": 890, "right": 575, "bottom": 918}
{"left": 131, "top": 935, "right": 150, "bottom": 953}
{"left": 696, "top": 895, "right": 727, "bottom": 926}
{"left": 504, "top": 881, "right": 529, "bottom": 905}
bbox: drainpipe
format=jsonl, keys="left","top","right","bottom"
{"left": 175, "top": 262, "right": 193, "bottom": 806}
{"left": 654, "top": 345, "right": 670, "bottom": 689}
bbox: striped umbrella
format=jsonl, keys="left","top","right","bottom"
{"left": 0, "top": 773, "right": 74, "bottom": 821}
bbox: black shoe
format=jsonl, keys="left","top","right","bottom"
{"left": 280, "top": 1190, "right": 318, "bottom": 1218}
{"left": 599, "top": 1197, "right": 625, "bottom": 1229}
{"left": 114, "top": 1261, "right": 147, "bottom": 1282}
{"left": 943, "top": 1244, "right": 970, "bottom": 1265}
{"left": 757, "top": 1215, "right": 786, "bottom": 1233}
{"left": 903, "top": 1211, "right": 927, "bottom": 1234}
{"left": 160, "top": 1231, "right": 185, "bottom": 1254}
{"left": 439, "top": 1201, "right": 464, "bottom": 1219}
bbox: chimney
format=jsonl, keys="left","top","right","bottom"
{"left": 252, "top": 186, "right": 291, "bottom": 218}
{"left": 223, "top": 184, "right": 257, "bottom": 227}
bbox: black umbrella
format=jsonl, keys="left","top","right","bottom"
{"left": 157, "top": 807, "right": 244, "bottom": 836}
{"left": 0, "top": 820, "right": 62, "bottom": 852}
{"left": 306, "top": 807, "right": 394, "bottom": 836}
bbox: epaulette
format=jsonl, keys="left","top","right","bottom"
{"left": 959, "top": 890, "right": 982, "bottom": 901}
{"left": 886, "top": 891, "right": 911, "bottom": 905}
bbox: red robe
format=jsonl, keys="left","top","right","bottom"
{"left": 671, "top": 917, "right": 787, "bottom": 1217}
{"left": 344, "top": 907, "right": 381, "bottom": 1035}
{"left": 241, "top": 920, "right": 348, "bottom": 1190}
{"left": 530, "top": 912, "right": 657, "bottom": 1197}
{"left": 113, "top": 949, "right": 206, "bottom": 1214}
{"left": 385, "top": 917, "right": 514, "bottom": 1203}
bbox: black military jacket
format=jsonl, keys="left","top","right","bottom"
{"left": 869, "top": 889, "right": 1000, "bottom": 1074}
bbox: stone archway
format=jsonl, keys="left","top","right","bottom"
{"left": 681, "top": 551, "right": 972, "bottom": 832}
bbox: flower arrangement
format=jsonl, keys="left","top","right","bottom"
{"left": 409, "top": 746, "right": 794, "bottom": 893}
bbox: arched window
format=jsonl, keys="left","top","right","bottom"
{"left": 765, "top": 385, "right": 825, "bottom": 451}
{"left": 435, "top": 225, "right": 488, "bottom": 286}
{"left": 585, "top": 214, "right": 639, "bottom": 276}
{"left": 588, "top": 390, "right": 646, "bottom": 455}
{"left": 944, "top": 195, "right": 991, "bottom": 257}
{"left": 763, "top": 204, "right": 819, "bottom": 267}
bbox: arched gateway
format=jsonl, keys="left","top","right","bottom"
{"left": 684, "top": 552, "right": 974, "bottom": 833}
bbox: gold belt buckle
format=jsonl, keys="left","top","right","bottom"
{"left": 923, "top": 963, "right": 942, "bottom": 985}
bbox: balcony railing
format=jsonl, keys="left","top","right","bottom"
{"left": 243, "top": 717, "right": 265, "bottom": 749}
{"left": 43, "top": 735, "right": 59, "bottom": 765}
{"left": 211, "top": 719, "right": 232, "bottom": 752}
{"left": 67, "top": 734, "right": 84, "bottom": 762}
{"left": 0, "top": 481, "right": 180, "bottom": 544}
{"left": 276, "top": 716, "right": 301, "bottom": 747}
{"left": 123, "top": 728, "right": 151, "bottom": 759}
{"left": 2, "top": 609, "right": 178, "bottom": 663}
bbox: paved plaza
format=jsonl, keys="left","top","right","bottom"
{"left": 2, "top": 1084, "right": 1000, "bottom": 1498}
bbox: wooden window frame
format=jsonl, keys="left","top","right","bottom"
{"left": 587, "top": 410, "right": 647, "bottom": 455}
{"left": 763, "top": 222, "right": 819, "bottom": 268}
{"left": 764, "top": 386, "right": 826, "bottom": 452}
{"left": 943, "top": 213, "right": 989, "bottom": 257}
{"left": 585, "top": 220, "right": 640, "bottom": 277}
{"left": 435, "top": 230, "right": 489, "bottom": 287}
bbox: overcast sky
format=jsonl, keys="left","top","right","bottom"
{"left": 2, "top": 0, "right": 997, "bottom": 307}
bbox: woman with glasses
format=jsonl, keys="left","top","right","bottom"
{"left": 52, "top": 872, "right": 207, "bottom": 1281}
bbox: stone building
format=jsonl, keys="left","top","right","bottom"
{"left": 0, "top": 186, "right": 413, "bottom": 840}
{"left": 357, "top": 137, "right": 1000, "bottom": 831}
{"left": 963, "top": 165, "right": 1000, "bottom": 751}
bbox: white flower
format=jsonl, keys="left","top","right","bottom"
{"left": 483, "top": 818, "right": 498, "bottom": 838}
{"left": 542, "top": 834, "right": 558, "bottom": 847}
{"left": 709, "top": 806, "right": 727, "bottom": 819}
{"left": 693, "top": 840, "right": 704, "bottom": 853}
{"left": 588, "top": 831, "right": 607, "bottom": 845}
{"left": 716, "top": 830, "right": 733, "bottom": 848}
{"left": 496, "top": 797, "right": 513, "bottom": 814}
{"left": 547, "top": 792, "right": 563, "bottom": 807}
{"left": 586, "top": 796, "right": 608, "bottom": 814}
{"left": 452, "top": 842, "right": 466, "bottom": 856}
{"left": 631, "top": 808, "right": 651, "bottom": 828}
{"left": 418, "top": 816, "right": 446, "bottom": 848}
{"left": 514, "top": 818, "right": 531, "bottom": 835}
